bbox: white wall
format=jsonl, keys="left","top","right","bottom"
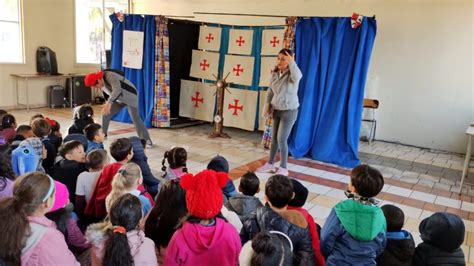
{"left": 0, "top": 0, "right": 98, "bottom": 108}
{"left": 134, "top": 0, "right": 473, "bottom": 154}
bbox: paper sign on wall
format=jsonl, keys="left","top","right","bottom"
{"left": 122, "top": 30, "right": 144, "bottom": 69}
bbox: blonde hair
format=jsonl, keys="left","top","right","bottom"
{"left": 105, "top": 162, "right": 142, "bottom": 213}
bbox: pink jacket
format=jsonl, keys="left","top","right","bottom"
{"left": 86, "top": 223, "right": 157, "bottom": 266}
{"left": 165, "top": 218, "right": 242, "bottom": 266}
{"left": 21, "top": 216, "right": 79, "bottom": 266}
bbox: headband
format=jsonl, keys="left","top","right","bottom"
{"left": 269, "top": 230, "right": 293, "bottom": 252}
{"left": 42, "top": 175, "right": 55, "bottom": 202}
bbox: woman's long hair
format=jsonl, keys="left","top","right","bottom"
{"left": 102, "top": 194, "right": 142, "bottom": 266}
{"left": 144, "top": 180, "right": 187, "bottom": 248}
{"left": 0, "top": 172, "right": 54, "bottom": 265}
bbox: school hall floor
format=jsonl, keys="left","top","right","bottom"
{"left": 10, "top": 106, "right": 474, "bottom": 264}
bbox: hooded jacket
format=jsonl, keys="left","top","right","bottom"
{"left": 21, "top": 216, "right": 79, "bottom": 265}
{"left": 413, "top": 212, "right": 466, "bottom": 265}
{"left": 320, "top": 199, "right": 386, "bottom": 265}
{"left": 376, "top": 230, "right": 415, "bottom": 266}
{"left": 86, "top": 222, "right": 157, "bottom": 266}
{"left": 165, "top": 217, "right": 242, "bottom": 266}
{"left": 130, "top": 136, "right": 159, "bottom": 196}
{"left": 53, "top": 159, "right": 88, "bottom": 204}
{"left": 240, "top": 205, "right": 315, "bottom": 265}
{"left": 225, "top": 194, "right": 263, "bottom": 222}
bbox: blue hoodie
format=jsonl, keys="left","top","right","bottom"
{"left": 129, "top": 137, "right": 159, "bottom": 196}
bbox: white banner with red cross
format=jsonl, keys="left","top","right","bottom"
{"left": 259, "top": 56, "right": 277, "bottom": 87}
{"left": 228, "top": 29, "right": 253, "bottom": 55}
{"left": 179, "top": 80, "right": 215, "bottom": 122}
{"left": 258, "top": 89, "right": 268, "bottom": 131}
{"left": 261, "top": 29, "right": 285, "bottom": 55}
{"left": 198, "top": 26, "right": 221, "bottom": 52}
{"left": 223, "top": 54, "right": 255, "bottom": 86}
{"left": 189, "top": 50, "right": 220, "bottom": 80}
{"left": 223, "top": 87, "right": 258, "bottom": 131}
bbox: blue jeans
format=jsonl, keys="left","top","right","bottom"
{"left": 269, "top": 109, "right": 298, "bottom": 169}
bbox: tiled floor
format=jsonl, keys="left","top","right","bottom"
{"left": 8, "top": 106, "right": 474, "bottom": 264}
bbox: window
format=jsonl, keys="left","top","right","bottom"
{"left": 75, "top": 0, "right": 129, "bottom": 64}
{"left": 0, "top": 0, "right": 23, "bottom": 63}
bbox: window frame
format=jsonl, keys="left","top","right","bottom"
{"left": 74, "top": 0, "right": 130, "bottom": 66}
{"left": 0, "top": 0, "right": 25, "bottom": 64}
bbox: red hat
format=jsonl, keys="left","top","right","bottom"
{"left": 180, "top": 169, "right": 228, "bottom": 219}
{"left": 84, "top": 71, "right": 104, "bottom": 87}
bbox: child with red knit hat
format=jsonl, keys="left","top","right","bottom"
{"left": 165, "top": 169, "right": 242, "bottom": 266}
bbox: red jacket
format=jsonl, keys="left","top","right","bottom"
{"left": 288, "top": 206, "right": 325, "bottom": 266}
{"left": 85, "top": 163, "right": 154, "bottom": 219}
{"left": 85, "top": 163, "right": 122, "bottom": 219}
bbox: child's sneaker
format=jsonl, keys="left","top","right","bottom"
{"left": 275, "top": 167, "right": 289, "bottom": 176}
{"left": 256, "top": 163, "right": 276, "bottom": 173}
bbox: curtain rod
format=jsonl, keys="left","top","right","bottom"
{"left": 194, "top": 12, "right": 289, "bottom": 18}
{"left": 163, "top": 15, "right": 195, "bottom": 18}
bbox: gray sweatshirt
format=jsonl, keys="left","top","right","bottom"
{"left": 265, "top": 60, "right": 302, "bottom": 111}
{"left": 103, "top": 71, "right": 139, "bottom": 108}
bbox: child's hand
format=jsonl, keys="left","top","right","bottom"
{"left": 285, "top": 51, "right": 294, "bottom": 62}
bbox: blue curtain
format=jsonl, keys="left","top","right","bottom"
{"left": 288, "top": 17, "right": 377, "bottom": 168}
{"left": 109, "top": 14, "right": 156, "bottom": 127}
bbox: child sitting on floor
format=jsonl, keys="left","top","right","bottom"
{"left": 1, "top": 114, "right": 17, "bottom": 143}
{"left": 287, "top": 179, "right": 325, "bottom": 266}
{"left": 75, "top": 149, "right": 108, "bottom": 218}
{"left": 225, "top": 171, "right": 263, "bottom": 223}
{"left": 86, "top": 194, "right": 157, "bottom": 265}
{"left": 320, "top": 164, "right": 386, "bottom": 265}
{"left": 86, "top": 138, "right": 134, "bottom": 220}
{"left": 84, "top": 123, "right": 105, "bottom": 153}
{"left": 413, "top": 212, "right": 466, "bottom": 265}
{"left": 53, "top": 140, "right": 87, "bottom": 204}
{"left": 376, "top": 204, "right": 415, "bottom": 265}
{"left": 160, "top": 147, "right": 188, "bottom": 182}
{"left": 105, "top": 162, "right": 152, "bottom": 216}
{"left": 69, "top": 104, "right": 94, "bottom": 135}
{"left": 165, "top": 170, "right": 242, "bottom": 266}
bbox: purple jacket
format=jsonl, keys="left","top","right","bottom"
{"left": 21, "top": 216, "right": 79, "bottom": 265}
{"left": 165, "top": 218, "right": 242, "bottom": 266}
{"left": 65, "top": 217, "right": 91, "bottom": 252}
{"left": 0, "top": 177, "right": 14, "bottom": 200}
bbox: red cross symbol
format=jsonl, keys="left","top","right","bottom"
{"left": 236, "top": 36, "right": 245, "bottom": 46}
{"left": 206, "top": 33, "right": 214, "bottom": 43}
{"left": 233, "top": 64, "right": 244, "bottom": 76}
{"left": 270, "top": 36, "right": 280, "bottom": 47}
{"left": 200, "top": 59, "right": 210, "bottom": 71}
{"left": 191, "top": 91, "right": 204, "bottom": 107}
{"left": 228, "top": 99, "right": 243, "bottom": 116}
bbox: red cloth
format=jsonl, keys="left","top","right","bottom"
{"left": 288, "top": 206, "right": 325, "bottom": 266}
{"left": 85, "top": 163, "right": 122, "bottom": 218}
{"left": 180, "top": 170, "right": 228, "bottom": 219}
{"left": 84, "top": 71, "right": 104, "bottom": 87}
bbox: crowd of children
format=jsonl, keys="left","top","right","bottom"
{"left": 0, "top": 108, "right": 468, "bottom": 265}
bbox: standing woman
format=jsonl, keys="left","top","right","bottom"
{"left": 84, "top": 70, "right": 153, "bottom": 146}
{"left": 257, "top": 49, "right": 302, "bottom": 176}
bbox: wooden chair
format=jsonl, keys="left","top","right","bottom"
{"left": 362, "top": 98, "right": 379, "bottom": 143}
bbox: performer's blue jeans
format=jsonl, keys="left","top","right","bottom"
{"left": 268, "top": 109, "right": 298, "bottom": 169}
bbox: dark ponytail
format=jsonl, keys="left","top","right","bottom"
{"left": 102, "top": 194, "right": 142, "bottom": 266}
{"left": 161, "top": 147, "right": 188, "bottom": 177}
{"left": 251, "top": 231, "right": 293, "bottom": 266}
{"left": 0, "top": 172, "right": 53, "bottom": 264}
